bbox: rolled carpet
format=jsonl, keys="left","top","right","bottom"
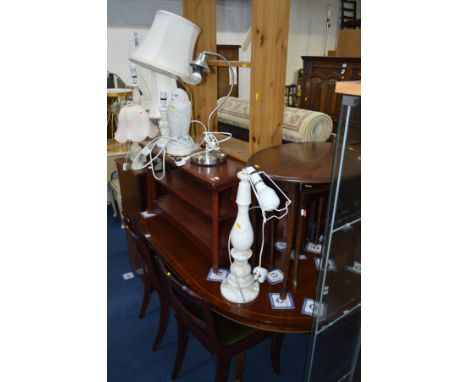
{"left": 217, "top": 97, "right": 333, "bottom": 143}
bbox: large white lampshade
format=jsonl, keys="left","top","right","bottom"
{"left": 129, "top": 10, "right": 200, "bottom": 84}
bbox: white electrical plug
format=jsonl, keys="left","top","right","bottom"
{"left": 174, "top": 157, "right": 188, "bottom": 166}
{"left": 252, "top": 266, "right": 268, "bottom": 283}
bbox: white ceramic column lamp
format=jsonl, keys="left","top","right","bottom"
{"left": 221, "top": 170, "right": 259, "bottom": 303}
{"left": 221, "top": 167, "right": 285, "bottom": 304}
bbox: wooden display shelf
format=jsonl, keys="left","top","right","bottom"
{"left": 146, "top": 154, "right": 244, "bottom": 271}
{"left": 157, "top": 168, "right": 236, "bottom": 221}
{"left": 219, "top": 137, "right": 249, "bottom": 163}
{"left": 208, "top": 60, "right": 251, "bottom": 68}
{"left": 154, "top": 194, "right": 231, "bottom": 266}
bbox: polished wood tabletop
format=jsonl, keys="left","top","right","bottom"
{"left": 248, "top": 142, "right": 360, "bottom": 184}
{"left": 140, "top": 213, "right": 360, "bottom": 333}
{"left": 140, "top": 214, "right": 316, "bottom": 333}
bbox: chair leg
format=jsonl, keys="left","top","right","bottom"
{"left": 271, "top": 333, "right": 284, "bottom": 375}
{"left": 171, "top": 318, "right": 188, "bottom": 380}
{"left": 152, "top": 296, "right": 170, "bottom": 352}
{"left": 109, "top": 187, "right": 118, "bottom": 217}
{"left": 215, "top": 356, "right": 231, "bottom": 382}
{"left": 233, "top": 352, "right": 246, "bottom": 382}
{"left": 139, "top": 276, "right": 152, "bottom": 319}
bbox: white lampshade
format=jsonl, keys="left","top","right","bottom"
{"left": 149, "top": 72, "right": 177, "bottom": 119}
{"left": 129, "top": 10, "right": 200, "bottom": 83}
{"left": 115, "top": 104, "right": 157, "bottom": 143}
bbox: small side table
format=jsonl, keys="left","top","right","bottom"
{"left": 107, "top": 142, "right": 129, "bottom": 219}
{"left": 248, "top": 142, "right": 360, "bottom": 298}
{"left": 107, "top": 88, "right": 132, "bottom": 149}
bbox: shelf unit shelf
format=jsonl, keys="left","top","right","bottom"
{"left": 158, "top": 168, "right": 236, "bottom": 222}
{"left": 154, "top": 194, "right": 231, "bottom": 262}
{"left": 146, "top": 156, "right": 243, "bottom": 271}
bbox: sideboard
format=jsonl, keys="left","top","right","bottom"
{"left": 299, "top": 56, "right": 361, "bottom": 141}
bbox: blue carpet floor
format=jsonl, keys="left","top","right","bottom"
{"left": 107, "top": 206, "right": 310, "bottom": 381}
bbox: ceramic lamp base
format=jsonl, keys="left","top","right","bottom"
{"left": 165, "top": 139, "right": 199, "bottom": 156}
{"left": 220, "top": 277, "right": 259, "bottom": 304}
{"left": 220, "top": 248, "right": 259, "bottom": 304}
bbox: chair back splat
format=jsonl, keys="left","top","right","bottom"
{"left": 157, "top": 258, "right": 220, "bottom": 349}
{"left": 157, "top": 256, "right": 284, "bottom": 382}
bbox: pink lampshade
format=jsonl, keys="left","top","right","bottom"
{"left": 114, "top": 104, "right": 157, "bottom": 143}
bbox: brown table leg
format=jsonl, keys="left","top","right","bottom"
{"left": 146, "top": 168, "right": 157, "bottom": 212}
{"left": 212, "top": 191, "right": 220, "bottom": 272}
{"left": 280, "top": 183, "right": 299, "bottom": 299}
{"left": 292, "top": 191, "right": 306, "bottom": 289}
{"left": 315, "top": 193, "right": 325, "bottom": 244}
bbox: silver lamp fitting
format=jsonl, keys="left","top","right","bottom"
{"left": 189, "top": 52, "right": 211, "bottom": 85}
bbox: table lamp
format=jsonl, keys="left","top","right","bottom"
{"left": 114, "top": 103, "right": 158, "bottom": 169}
{"left": 129, "top": 10, "right": 234, "bottom": 165}
{"left": 221, "top": 167, "right": 290, "bottom": 304}
{"left": 129, "top": 10, "right": 202, "bottom": 157}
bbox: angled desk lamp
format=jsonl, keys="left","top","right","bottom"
{"left": 129, "top": 10, "right": 234, "bottom": 166}
{"left": 221, "top": 166, "right": 291, "bottom": 303}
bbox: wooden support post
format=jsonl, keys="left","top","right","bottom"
{"left": 183, "top": 0, "right": 218, "bottom": 136}
{"left": 249, "top": 0, "right": 291, "bottom": 155}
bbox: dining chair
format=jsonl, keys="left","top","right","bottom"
{"left": 157, "top": 257, "right": 284, "bottom": 382}
{"left": 123, "top": 214, "right": 170, "bottom": 352}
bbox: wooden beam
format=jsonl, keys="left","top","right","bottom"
{"left": 249, "top": 0, "right": 290, "bottom": 156}
{"left": 219, "top": 137, "right": 249, "bottom": 163}
{"left": 208, "top": 60, "right": 251, "bottom": 68}
{"left": 183, "top": 0, "right": 218, "bottom": 134}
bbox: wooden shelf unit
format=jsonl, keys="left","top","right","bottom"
{"left": 157, "top": 169, "right": 236, "bottom": 221}
{"left": 147, "top": 156, "right": 245, "bottom": 272}
{"left": 183, "top": 0, "right": 291, "bottom": 156}
{"left": 154, "top": 194, "right": 232, "bottom": 262}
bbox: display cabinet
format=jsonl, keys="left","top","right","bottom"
{"left": 299, "top": 56, "right": 361, "bottom": 143}
{"left": 304, "top": 82, "right": 361, "bottom": 381}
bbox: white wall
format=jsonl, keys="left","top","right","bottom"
{"left": 107, "top": 0, "right": 343, "bottom": 102}
{"left": 287, "top": 0, "right": 341, "bottom": 84}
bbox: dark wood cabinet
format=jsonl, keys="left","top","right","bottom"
{"left": 299, "top": 56, "right": 361, "bottom": 137}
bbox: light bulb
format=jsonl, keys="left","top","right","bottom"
{"left": 256, "top": 183, "right": 280, "bottom": 212}
{"left": 189, "top": 71, "right": 202, "bottom": 85}
{"left": 245, "top": 166, "right": 280, "bottom": 212}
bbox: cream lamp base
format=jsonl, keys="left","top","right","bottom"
{"left": 220, "top": 248, "right": 259, "bottom": 303}
{"left": 165, "top": 138, "right": 199, "bottom": 156}
{"left": 129, "top": 142, "right": 146, "bottom": 169}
